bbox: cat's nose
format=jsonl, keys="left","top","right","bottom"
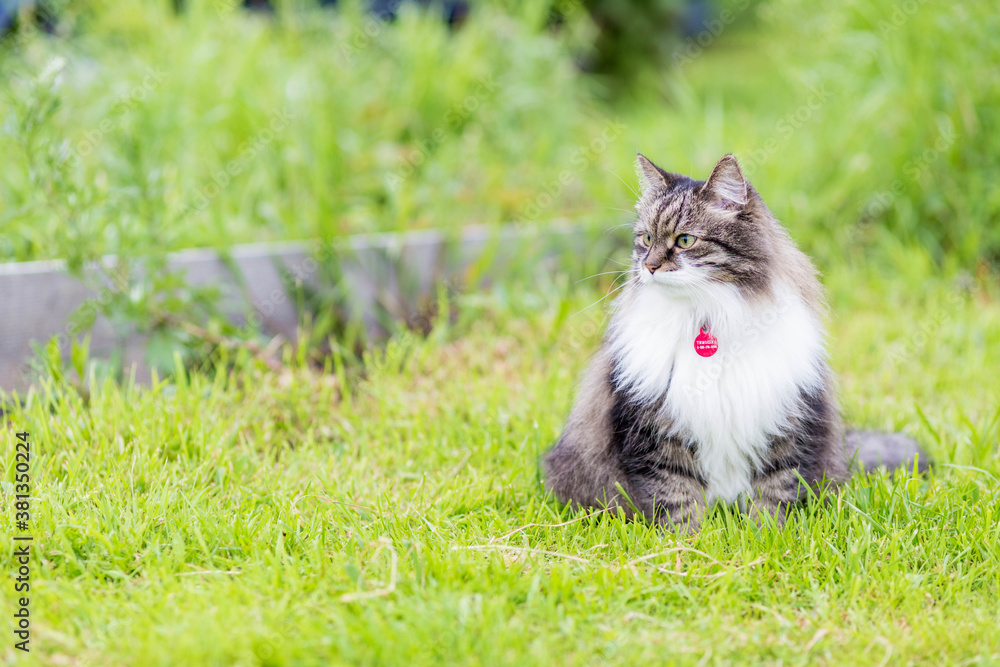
{"left": 645, "top": 262, "right": 660, "bottom": 274}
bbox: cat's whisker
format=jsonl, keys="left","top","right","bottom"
{"left": 607, "top": 170, "right": 639, "bottom": 199}
{"left": 603, "top": 224, "right": 636, "bottom": 237}
{"left": 599, "top": 277, "right": 638, "bottom": 329}
{"left": 606, "top": 273, "right": 636, "bottom": 295}
{"left": 572, "top": 279, "right": 632, "bottom": 318}
{"left": 604, "top": 209, "right": 638, "bottom": 218}
{"left": 575, "top": 270, "right": 627, "bottom": 284}
{"left": 573, "top": 273, "right": 637, "bottom": 319}
{"left": 572, "top": 293, "right": 614, "bottom": 318}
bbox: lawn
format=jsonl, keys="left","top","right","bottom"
{"left": 2, "top": 0, "right": 1000, "bottom": 664}
{"left": 2, "top": 266, "right": 1000, "bottom": 665}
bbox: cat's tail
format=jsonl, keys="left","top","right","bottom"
{"left": 846, "top": 430, "right": 930, "bottom": 473}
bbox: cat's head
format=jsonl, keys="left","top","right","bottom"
{"left": 631, "top": 154, "right": 776, "bottom": 298}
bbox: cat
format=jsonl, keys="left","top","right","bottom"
{"left": 543, "top": 153, "right": 926, "bottom": 532}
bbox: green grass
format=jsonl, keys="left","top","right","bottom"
{"left": 3, "top": 267, "right": 999, "bottom": 665}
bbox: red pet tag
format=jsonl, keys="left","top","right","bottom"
{"left": 694, "top": 326, "right": 718, "bottom": 357}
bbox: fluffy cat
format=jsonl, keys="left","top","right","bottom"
{"left": 543, "top": 153, "right": 925, "bottom": 532}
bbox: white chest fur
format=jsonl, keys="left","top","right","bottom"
{"left": 609, "top": 280, "right": 826, "bottom": 503}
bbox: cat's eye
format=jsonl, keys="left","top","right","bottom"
{"left": 675, "top": 234, "right": 697, "bottom": 249}
{"left": 638, "top": 232, "right": 653, "bottom": 247}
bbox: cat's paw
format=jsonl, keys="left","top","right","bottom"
{"left": 656, "top": 504, "right": 706, "bottom": 535}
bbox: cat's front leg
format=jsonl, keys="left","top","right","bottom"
{"left": 747, "top": 466, "right": 807, "bottom": 527}
{"left": 641, "top": 470, "right": 708, "bottom": 534}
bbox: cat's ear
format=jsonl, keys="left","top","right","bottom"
{"left": 700, "top": 154, "right": 748, "bottom": 209}
{"left": 636, "top": 153, "right": 684, "bottom": 194}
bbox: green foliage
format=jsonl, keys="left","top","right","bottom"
{"left": 3, "top": 0, "right": 996, "bottom": 272}
{"left": 1, "top": 0, "right": 632, "bottom": 370}
{"left": 576, "top": 0, "right": 686, "bottom": 75}
{"left": 0, "top": 0, "right": 610, "bottom": 263}
{"left": 758, "top": 0, "right": 1000, "bottom": 264}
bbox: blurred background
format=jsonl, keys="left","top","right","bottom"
{"left": 0, "top": 0, "right": 996, "bottom": 379}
